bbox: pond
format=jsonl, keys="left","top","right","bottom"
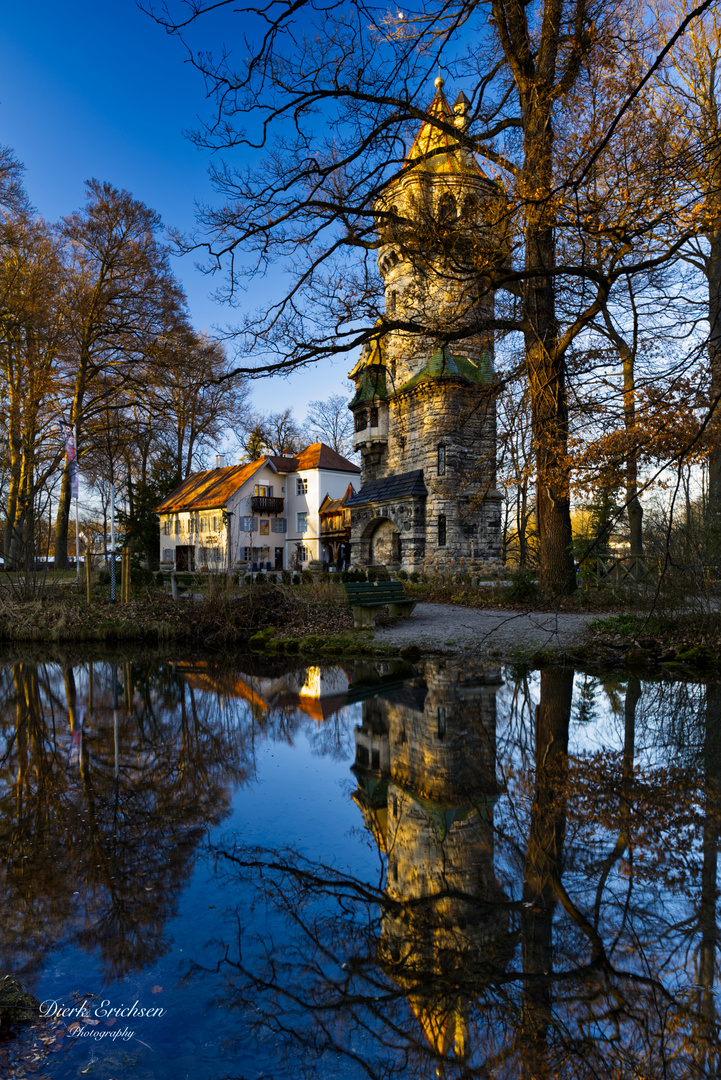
{"left": 0, "top": 650, "right": 718, "bottom": 1079}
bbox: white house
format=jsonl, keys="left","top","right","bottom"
{"left": 155, "top": 444, "right": 360, "bottom": 572}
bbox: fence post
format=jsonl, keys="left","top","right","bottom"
{"left": 171, "top": 572, "right": 178, "bottom": 601}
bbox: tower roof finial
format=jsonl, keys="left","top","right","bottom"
{"left": 435, "top": 63, "right": 444, "bottom": 90}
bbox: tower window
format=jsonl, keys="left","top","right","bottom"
{"left": 370, "top": 407, "right": 379, "bottom": 427}
{"left": 438, "top": 193, "right": 457, "bottom": 224}
{"left": 389, "top": 290, "right": 397, "bottom": 314}
{"left": 355, "top": 410, "right": 367, "bottom": 432}
{"left": 438, "top": 515, "right": 447, "bottom": 547}
{"left": 438, "top": 446, "right": 446, "bottom": 475}
{"left": 462, "top": 194, "right": 479, "bottom": 219}
{"left": 437, "top": 707, "right": 446, "bottom": 740}
{"left": 297, "top": 477, "right": 308, "bottom": 495}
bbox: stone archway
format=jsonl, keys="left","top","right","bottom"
{"left": 364, "top": 517, "right": 401, "bottom": 566}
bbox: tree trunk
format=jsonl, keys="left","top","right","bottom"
{"left": 54, "top": 361, "right": 87, "bottom": 569}
{"left": 707, "top": 225, "right": 721, "bottom": 526}
{"left": 3, "top": 347, "right": 22, "bottom": 569}
{"left": 523, "top": 112, "right": 575, "bottom": 594}
{"left": 622, "top": 348, "right": 644, "bottom": 563}
{"left": 695, "top": 682, "right": 721, "bottom": 1071}
{"left": 519, "top": 667, "right": 573, "bottom": 1078}
{"left": 54, "top": 463, "right": 72, "bottom": 570}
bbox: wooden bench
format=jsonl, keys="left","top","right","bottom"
{"left": 343, "top": 580, "right": 416, "bottom": 628}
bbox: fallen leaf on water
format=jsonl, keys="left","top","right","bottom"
{"left": 81, "top": 1017, "right": 99, "bottom": 1025}
{"left": 67, "top": 1022, "right": 80, "bottom": 1033}
{"left": 151, "top": 986, "right": 163, "bottom": 994}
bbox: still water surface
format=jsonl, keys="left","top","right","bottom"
{"left": 0, "top": 653, "right": 718, "bottom": 1078}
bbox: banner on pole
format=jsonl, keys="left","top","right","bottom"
{"left": 60, "top": 421, "right": 79, "bottom": 500}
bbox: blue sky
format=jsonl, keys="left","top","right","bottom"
{"left": 0, "top": 0, "right": 352, "bottom": 415}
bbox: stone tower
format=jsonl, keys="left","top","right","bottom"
{"left": 349, "top": 78, "right": 503, "bottom": 574}
{"left": 351, "top": 660, "right": 512, "bottom": 1063}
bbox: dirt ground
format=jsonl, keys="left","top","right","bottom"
{"left": 372, "top": 601, "right": 595, "bottom": 658}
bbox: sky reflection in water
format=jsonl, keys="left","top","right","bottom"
{"left": 0, "top": 654, "right": 718, "bottom": 1079}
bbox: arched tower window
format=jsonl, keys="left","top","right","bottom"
{"left": 462, "top": 194, "right": 479, "bottom": 220}
{"left": 438, "top": 193, "right": 457, "bottom": 225}
{"left": 438, "top": 515, "right": 447, "bottom": 547}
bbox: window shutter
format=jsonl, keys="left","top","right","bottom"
{"left": 252, "top": 517, "right": 259, "bottom": 532}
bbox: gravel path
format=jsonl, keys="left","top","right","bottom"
{"left": 373, "top": 602, "right": 595, "bottom": 657}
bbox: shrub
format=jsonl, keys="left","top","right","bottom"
{"left": 98, "top": 569, "right": 110, "bottom": 585}
{"left": 292, "top": 573, "right": 301, "bottom": 585}
{"left": 368, "top": 568, "right": 390, "bottom": 582}
{"left": 409, "top": 571, "right": 420, "bottom": 583}
{"left": 132, "top": 567, "right": 155, "bottom": 588}
{"left": 244, "top": 574, "right": 252, "bottom": 585}
{"left": 155, "top": 571, "right": 165, "bottom": 587}
{"left": 302, "top": 570, "right": 313, "bottom": 585}
{"left": 397, "top": 569, "right": 408, "bottom": 581}
{"left": 507, "top": 568, "right": 540, "bottom": 602}
{"left": 281, "top": 569, "right": 291, "bottom": 585}
{"left": 341, "top": 568, "right": 367, "bottom": 582}
{"left": 255, "top": 573, "right": 267, "bottom": 584}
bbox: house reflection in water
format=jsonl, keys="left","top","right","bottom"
{"left": 176, "top": 661, "right": 351, "bottom": 723}
{"left": 351, "top": 660, "right": 514, "bottom": 1062}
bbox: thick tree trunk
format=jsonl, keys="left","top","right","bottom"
{"left": 3, "top": 354, "right": 22, "bottom": 569}
{"left": 695, "top": 682, "right": 721, "bottom": 1071}
{"left": 708, "top": 228, "right": 721, "bottom": 504}
{"left": 54, "top": 361, "right": 87, "bottom": 569}
{"left": 707, "top": 226, "right": 721, "bottom": 563}
{"left": 54, "top": 464, "right": 72, "bottom": 570}
{"left": 519, "top": 667, "right": 573, "bottom": 1078}
{"left": 523, "top": 113, "right": 575, "bottom": 595}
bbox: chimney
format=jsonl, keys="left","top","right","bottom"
{"left": 216, "top": 454, "right": 226, "bottom": 469}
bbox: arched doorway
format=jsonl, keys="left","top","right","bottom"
{"left": 365, "top": 518, "right": 401, "bottom": 566}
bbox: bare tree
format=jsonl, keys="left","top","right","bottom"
{"left": 54, "top": 180, "right": 185, "bottom": 568}
{"left": 305, "top": 392, "right": 356, "bottom": 458}
{"left": 146, "top": 0, "right": 702, "bottom": 593}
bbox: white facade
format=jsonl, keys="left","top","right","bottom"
{"left": 284, "top": 467, "right": 359, "bottom": 568}
{"left": 157, "top": 451, "right": 359, "bottom": 573}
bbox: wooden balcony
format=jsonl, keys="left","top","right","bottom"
{"left": 251, "top": 496, "right": 285, "bottom": 513}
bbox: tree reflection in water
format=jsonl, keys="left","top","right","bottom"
{"left": 0, "top": 656, "right": 254, "bottom": 980}
{"left": 1, "top": 653, "right": 721, "bottom": 1078}
{"left": 197, "top": 661, "right": 721, "bottom": 1079}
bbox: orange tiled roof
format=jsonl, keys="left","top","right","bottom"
{"left": 156, "top": 444, "right": 359, "bottom": 514}
{"left": 269, "top": 443, "right": 360, "bottom": 474}
{"left": 154, "top": 459, "right": 270, "bottom": 513}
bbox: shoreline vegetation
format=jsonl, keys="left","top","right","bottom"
{"left": 1, "top": 572, "right": 721, "bottom": 675}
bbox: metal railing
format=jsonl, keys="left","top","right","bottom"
{"left": 250, "top": 496, "right": 285, "bottom": 513}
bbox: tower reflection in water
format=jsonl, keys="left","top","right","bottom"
{"left": 351, "top": 660, "right": 514, "bottom": 1064}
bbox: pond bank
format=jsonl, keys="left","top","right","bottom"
{"left": 1, "top": 591, "right": 719, "bottom": 675}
